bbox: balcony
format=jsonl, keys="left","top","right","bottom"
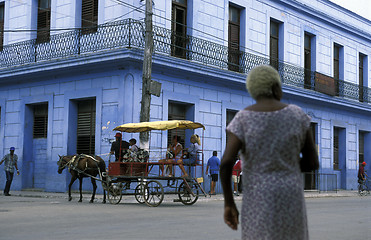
{"left": 0, "top": 18, "right": 369, "bottom": 104}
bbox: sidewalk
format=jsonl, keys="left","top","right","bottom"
{"left": 3, "top": 189, "right": 359, "bottom": 202}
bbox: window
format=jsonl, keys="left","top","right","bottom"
{"left": 359, "top": 131, "right": 365, "bottom": 164}
{"left": 171, "top": 0, "right": 187, "bottom": 58}
{"left": 0, "top": 3, "right": 4, "bottom": 51}
{"left": 228, "top": 5, "right": 240, "bottom": 72}
{"left": 304, "top": 33, "right": 312, "bottom": 89}
{"left": 77, "top": 99, "right": 96, "bottom": 154}
{"left": 37, "top": 0, "right": 51, "bottom": 43}
{"left": 82, "top": 0, "right": 98, "bottom": 34}
{"left": 270, "top": 20, "right": 280, "bottom": 70}
{"left": 168, "top": 101, "right": 187, "bottom": 147}
{"left": 359, "top": 53, "right": 366, "bottom": 102}
{"left": 333, "top": 44, "right": 340, "bottom": 80}
{"left": 333, "top": 127, "right": 339, "bottom": 170}
{"left": 33, "top": 104, "right": 48, "bottom": 138}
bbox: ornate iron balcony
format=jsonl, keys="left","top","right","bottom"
{"left": 0, "top": 18, "right": 369, "bottom": 104}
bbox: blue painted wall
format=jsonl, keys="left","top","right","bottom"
{"left": 0, "top": 0, "right": 370, "bottom": 194}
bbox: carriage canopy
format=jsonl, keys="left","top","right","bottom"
{"left": 113, "top": 120, "right": 205, "bottom": 133}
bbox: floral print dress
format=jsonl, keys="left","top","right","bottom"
{"left": 227, "top": 104, "right": 311, "bottom": 240}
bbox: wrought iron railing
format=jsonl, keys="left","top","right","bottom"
{"left": 0, "top": 18, "right": 370, "bottom": 104}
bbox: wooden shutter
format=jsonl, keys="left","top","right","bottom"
{"left": 37, "top": 0, "right": 51, "bottom": 43}
{"left": 228, "top": 23, "right": 240, "bottom": 71}
{"left": 77, "top": 99, "right": 96, "bottom": 155}
{"left": 82, "top": 0, "right": 98, "bottom": 34}
{"left": 0, "top": 3, "right": 4, "bottom": 51}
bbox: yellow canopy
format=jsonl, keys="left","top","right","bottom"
{"left": 113, "top": 120, "right": 205, "bottom": 133}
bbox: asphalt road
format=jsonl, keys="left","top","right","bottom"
{"left": 0, "top": 195, "right": 370, "bottom": 240}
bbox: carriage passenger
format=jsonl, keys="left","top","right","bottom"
{"left": 159, "top": 135, "right": 183, "bottom": 177}
{"left": 129, "top": 138, "right": 139, "bottom": 153}
{"left": 177, "top": 134, "right": 201, "bottom": 178}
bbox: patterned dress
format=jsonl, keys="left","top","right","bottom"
{"left": 227, "top": 104, "right": 311, "bottom": 240}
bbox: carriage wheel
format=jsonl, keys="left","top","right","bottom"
{"left": 178, "top": 181, "right": 199, "bottom": 205}
{"left": 107, "top": 183, "right": 123, "bottom": 204}
{"left": 135, "top": 183, "right": 147, "bottom": 204}
{"left": 143, "top": 180, "right": 164, "bottom": 207}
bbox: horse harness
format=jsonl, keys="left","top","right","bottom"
{"left": 62, "top": 154, "right": 104, "bottom": 181}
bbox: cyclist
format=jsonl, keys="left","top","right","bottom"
{"left": 358, "top": 161, "right": 367, "bottom": 184}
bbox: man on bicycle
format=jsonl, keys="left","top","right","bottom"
{"left": 358, "top": 161, "right": 367, "bottom": 183}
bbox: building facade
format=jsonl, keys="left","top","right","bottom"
{"left": 0, "top": 0, "right": 370, "bottom": 193}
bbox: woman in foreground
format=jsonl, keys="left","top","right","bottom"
{"left": 220, "top": 65, "right": 319, "bottom": 240}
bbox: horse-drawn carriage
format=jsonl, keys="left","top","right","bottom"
{"left": 105, "top": 120, "right": 208, "bottom": 207}
{"left": 57, "top": 120, "right": 208, "bottom": 207}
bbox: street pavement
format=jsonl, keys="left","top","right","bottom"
{"left": 0, "top": 189, "right": 369, "bottom": 240}
{"left": 3, "top": 188, "right": 360, "bottom": 201}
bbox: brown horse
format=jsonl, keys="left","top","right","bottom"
{"left": 57, "top": 154, "right": 107, "bottom": 203}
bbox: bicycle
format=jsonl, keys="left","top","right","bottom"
{"left": 358, "top": 178, "right": 370, "bottom": 196}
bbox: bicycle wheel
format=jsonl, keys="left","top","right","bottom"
{"left": 178, "top": 181, "right": 199, "bottom": 205}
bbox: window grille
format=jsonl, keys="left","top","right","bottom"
{"left": 37, "top": 0, "right": 51, "bottom": 43}
{"left": 333, "top": 127, "right": 339, "bottom": 170}
{"left": 33, "top": 104, "right": 48, "bottom": 138}
{"left": 77, "top": 99, "right": 96, "bottom": 155}
{"left": 359, "top": 131, "right": 364, "bottom": 164}
{"left": 82, "top": 0, "right": 98, "bottom": 34}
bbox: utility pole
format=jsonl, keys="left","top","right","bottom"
{"left": 139, "top": 0, "right": 153, "bottom": 150}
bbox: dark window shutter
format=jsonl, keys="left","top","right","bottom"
{"left": 82, "top": 0, "right": 98, "bottom": 34}
{"left": 0, "top": 3, "right": 4, "bottom": 51}
{"left": 270, "top": 36, "right": 278, "bottom": 69}
{"left": 168, "top": 102, "right": 187, "bottom": 147}
{"left": 228, "top": 22, "right": 240, "bottom": 71}
{"left": 37, "top": 0, "right": 51, "bottom": 43}
{"left": 171, "top": 2, "right": 187, "bottom": 58}
{"left": 77, "top": 99, "right": 96, "bottom": 155}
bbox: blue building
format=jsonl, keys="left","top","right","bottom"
{"left": 0, "top": 0, "right": 370, "bottom": 194}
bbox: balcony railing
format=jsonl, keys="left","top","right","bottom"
{"left": 0, "top": 18, "right": 370, "bottom": 104}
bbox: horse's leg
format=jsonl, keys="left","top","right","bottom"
{"left": 102, "top": 188, "right": 106, "bottom": 204}
{"left": 78, "top": 177, "right": 83, "bottom": 202}
{"left": 68, "top": 175, "right": 77, "bottom": 201}
{"left": 90, "top": 177, "right": 97, "bottom": 203}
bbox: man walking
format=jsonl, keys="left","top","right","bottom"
{"left": 0, "top": 147, "right": 19, "bottom": 196}
{"left": 206, "top": 151, "right": 220, "bottom": 195}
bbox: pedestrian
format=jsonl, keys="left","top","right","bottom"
{"left": 358, "top": 161, "right": 367, "bottom": 183}
{"left": 220, "top": 65, "right": 319, "bottom": 240}
{"left": 0, "top": 147, "right": 20, "bottom": 196}
{"left": 232, "top": 157, "right": 242, "bottom": 196}
{"left": 206, "top": 151, "right": 220, "bottom": 195}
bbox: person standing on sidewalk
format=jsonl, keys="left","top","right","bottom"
{"left": 232, "top": 158, "right": 242, "bottom": 196}
{"left": 206, "top": 151, "right": 220, "bottom": 195}
{"left": 220, "top": 65, "right": 318, "bottom": 240}
{"left": 0, "top": 147, "right": 19, "bottom": 196}
{"left": 358, "top": 161, "right": 367, "bottom": 183}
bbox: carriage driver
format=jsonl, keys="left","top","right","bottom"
{"left": 110, "top": 132, "right": 125, "bottom": 162}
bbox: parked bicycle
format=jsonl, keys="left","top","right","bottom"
{"left": 358, "top": 178, "right": 370, "bottom": 196}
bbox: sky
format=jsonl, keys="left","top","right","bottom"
{"left": 329, "top": 0, "right": 371, "bottom": 21}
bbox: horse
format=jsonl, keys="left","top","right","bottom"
{"left": 57, "top": 154, "right": 107, "bottom": 203}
